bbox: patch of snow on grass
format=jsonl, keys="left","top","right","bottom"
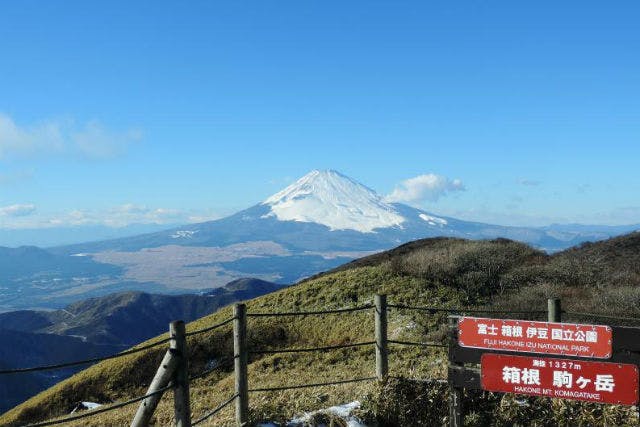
{"left": 70, "top": 402, "right": 102, "bottom": 414}
{"left": 258, "top": 401, "right": 367, "bottom": 427}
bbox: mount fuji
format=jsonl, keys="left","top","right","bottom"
{"left": 57, "top": 169, "right": 633, "bottom": 254}
{"left": 4, "top": 170, "right": 638, "bottom": 310}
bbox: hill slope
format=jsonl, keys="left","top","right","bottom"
{"left": 5, "top": 171, "right": 638, "bottom": 312}
{"left": 0, "top": 329, "right": 121, "bottom": 414}
{"left": 0, "top": 278, "right": 283, "bottom": 346}
{"left": 0, "top": 278, "right": 282, "bottom": 414}
{"left": 53, "top": 170, "right": 631, "bottom": 256}
{"left": 3, "top": 234, "right": 640, "bottom": 426}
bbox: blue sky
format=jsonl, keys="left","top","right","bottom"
{"left": 1, "top": 1, "right": 639, "bottom": 231}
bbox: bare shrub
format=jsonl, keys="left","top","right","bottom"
{"left": 391, "top": 239, "right": 543, "bottom": 303}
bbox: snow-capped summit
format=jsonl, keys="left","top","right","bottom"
{"left": 38, "top": 169, "right": 638, "bottom": 311}
{"left": 263, "top": 169, "right": 405, "bottom": 232}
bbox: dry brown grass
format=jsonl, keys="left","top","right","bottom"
{"left": 4, "top": 234, "right": 640, "bottom": 426}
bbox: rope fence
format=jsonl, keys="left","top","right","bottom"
{"left": 7, "top": 304, "right": 625, "bottom": 376}
{"left": 249, "top": 376, "right": 377, "bottom": 393}
{"left": 22, "top": 384, "right": 174, "bottom": 427}
{"left": 388, "top": 303, "right": 548, "bottom": 315}
{"left": 185, "top": 317, "right": 235, "bottom": 337}
{"left": 192, "top": 394, "right": 238, "bottom": 426}
{"left": 246, "top": 304, "right": 373, "bottom": 317}
{"left": 388, "top": 340, "right": 447, "bottom": 348}
{"left": 563, "top": 310, "right": 640, "bottom": 323}
{"left": 3, "top": 314, "right": 238, "bottom": 376}
{"left": 389, "top": 375, "right": 448, "bottom": 385}
{"left": 1, "top": 338, "right": 172, "bottom": 375}
{"left": 250, "top": 341, "right": 376, "bottom": 355}
{"left": 11, "top": 296, "right": 640, "bottom": 427}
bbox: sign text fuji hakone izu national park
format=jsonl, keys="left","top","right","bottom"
{"left": 458, "top": 317, "right": 612, "bottom": 358}
{"left": 481, "top": 354, "right": 639, "bottom": 405}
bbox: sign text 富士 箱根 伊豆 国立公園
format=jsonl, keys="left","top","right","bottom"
{"left": 458, "top": 317, "right": 612, "bottom": 358}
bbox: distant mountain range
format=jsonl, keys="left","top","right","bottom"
{"left": 1, "top": 169, "right": 638, "bottom": 311}
{"left": 0, "top": 278, "right": 281, "bottom": 413}
{"left": 53, "top": 170, "right": 640, "bottom": 254}
{"left": 0, "top": 223, "right": 179, "bottom": 248}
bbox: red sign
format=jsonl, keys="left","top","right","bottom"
{"left": 481, "top": 353, "right": 639, "bottom": 405}
{"left": 458, "top": 317, "right": 612, "bottom": 358}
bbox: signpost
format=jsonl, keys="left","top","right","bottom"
{"left": 458, "top": 317, "right": 612, "bottom": 358}
{"left": 481, "top": 353, "right": 639, "bottom": 405}
{"left": 447, "top": 304, "right": 640, "bottom": 426}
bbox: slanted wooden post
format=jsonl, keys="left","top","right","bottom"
{"left": 234, "top": 303, "right": 249, "bottom": 426}
{"left": 548, "top": 298, "right": 562, "bottom": 323}
{"left": 375, "top": 294, "right": 388, "bottom": 381}
{"left": 171, "top": 321, "right": 191, "bottom": 427}
{"left": 130, "top": 348, "right": 179, "bottom": 427}
{"left": 448, "top": 315, "right": 463, "bottom": 427}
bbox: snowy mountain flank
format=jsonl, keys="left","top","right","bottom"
{"left": 4, "top": 169, "right": 638, "bottom": 311}
{"left": 263, "top": 170, "right": 405, "bottom": 232}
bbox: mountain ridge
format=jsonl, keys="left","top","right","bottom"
{"left": 50, "top": 170, "right": 639, "bottom": 255}
{"left": 0, "top": 278, "right": 282, "bottom": 413}
{"left": 3, "top": 170, "right": 638, "bottom": 311}
{"left": 5, "top": 232, "right": 640, "bottom": 426}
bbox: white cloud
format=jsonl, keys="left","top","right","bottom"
{"left": 102, "top": 206, "right": 184, "bottom": 227}
{"left": 0, "top": 113, "right": 141, "bottom": 160}
{"left": 386, "top": 173, "right": 465, "bottom": 204}
{"left": 0, "top": 203, "right": 219, "bottom": 229}
{"left": 72, "top": 121, "right": 142, "bottom": 159}
{"left": 46, "top": 205, "right": 184, "bottom": 228}
{"left": 0, "top": 114, "right": 64, "bottom": 157}
{"left": 0, "top": 204, "right": 36, "bottom": 217}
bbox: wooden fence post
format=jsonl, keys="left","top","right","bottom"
{"left": 130, "top": 348, "right": 179, "bottom": 427}
{"left": 548, "top": 298, "right": 562, "bottom": 323}
{"left": 171, "top": 321, "right": 191, "bottom": 427}
{"left": 234, "top": 303, "right": 249, "bottom": 426}
{"left": 375, "top": 294, "right": 388, "bottom": 381}
{"left": 448, "top": 315, "right": 463, "bottom": 427}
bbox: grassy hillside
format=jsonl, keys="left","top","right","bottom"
{"left": 0, "top": 330, "right": 122, "bottom": 414}
{"left": 0, "top": 278, "right": 283, "bottom": 413}
{"left": 0, "top": 278, "right": 282, "bottom": 346}
{"left": 2, "top": 234, "right": 640, "bottom": 426}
